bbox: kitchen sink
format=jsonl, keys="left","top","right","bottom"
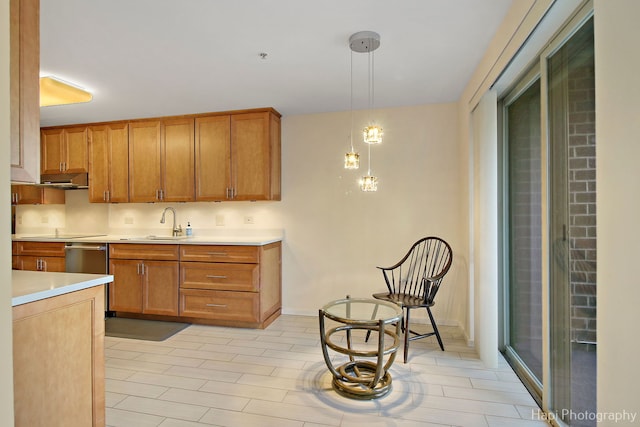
{"left": 144, "top": 235, "right": 188, "bottom": 241}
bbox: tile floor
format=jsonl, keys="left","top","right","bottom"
{"left": 105, "top": 315, "right": 549, "bottom": 427}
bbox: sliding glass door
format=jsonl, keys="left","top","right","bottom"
{"left": 503, "top": 77, "right": 543, "bottom": 398}
{"left": 548, "top": 17, "right": 596, "bottom": 426}
{"left": 502, "top": 12, "right": 596, "bottom": 426}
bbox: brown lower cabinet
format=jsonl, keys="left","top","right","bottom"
{"left": 13, "top": 241, "right": 66, "bottom": 272}
{"left": 109, "top": 244, "right": 179, "bottom": 316}
{"left": 108, "top": 242, "right": 282, "bottom": 328}
{"left": 13, "top": 285, "right": 105, "bottom": 427}
{"left": 179, "top": 242, "right": 282, "bottom": 328}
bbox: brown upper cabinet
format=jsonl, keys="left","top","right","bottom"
{"left": 10, "top": 0, "right": 40, "bottom": 183}
{"left": 11, "top": 184, "right": 65, "bottom": 205}
{"left": 128, "top": 118, "right": 195, "bottom": 203}
{"left": 40, "top": 107, "right": 280, "bottom": 203}
{"left": 41, "top": 126, "right": 89, "bottom": 174}
{"left": 88, "top": 123, "right": 129, "bottom": 203}
{"left": 196, "top": 111, "right": 281, "bottom": 201}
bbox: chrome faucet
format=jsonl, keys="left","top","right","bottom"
{"left": 160, "top": 207, "right": 182, "bottom": 236}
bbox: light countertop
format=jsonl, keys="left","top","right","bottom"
{"left": 12, "top": 233, "right": 283, "bottom": 246}
{"left": 12, "top": 270, "right": 114, "bottom": 307}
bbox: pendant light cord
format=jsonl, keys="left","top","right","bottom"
{"left": 350, "top": 49, "right": 355, "bottom": 151}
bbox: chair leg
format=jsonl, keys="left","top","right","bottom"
{"left": 426, "top": 306, "right": 444, "bottom": 351}
{"left": 403, "top": 308, "right": 410, "bottom": 363}
{"left": 364, "top": 302, "right": 382, "bottom": 343}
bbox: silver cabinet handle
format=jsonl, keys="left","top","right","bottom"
{"left": 64, "top": 245, "right": 107, "bottom": 251}
{"left": 205, "top": 275, "right": 227, "bottom": 279}
{"left": 205, "top": 304, "right": 227, "bottom": 308}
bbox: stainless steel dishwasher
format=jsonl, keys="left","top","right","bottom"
{"left": 65, "top": 242, "right": 112, "bottom": 316}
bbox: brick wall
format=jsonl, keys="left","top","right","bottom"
{"left": 568, "top": 46, "right": 596, "bottom": 346}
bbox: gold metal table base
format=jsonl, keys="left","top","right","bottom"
{"left": 333, "top": 360, "right": 393, "bottom": 399}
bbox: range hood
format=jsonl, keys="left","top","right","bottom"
{"left": 40, "top": 172, "right": 88, "bottom": 189}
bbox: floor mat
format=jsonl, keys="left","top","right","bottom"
{"left": 105, "top": 317, "right": 190, "bottom": 341}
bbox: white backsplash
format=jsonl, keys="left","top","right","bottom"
{"left": 15, "top": 189, "right": 283, "bottom": 238}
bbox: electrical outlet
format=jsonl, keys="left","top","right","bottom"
{"left": 244, "top": 216, "right": 255, "bottom": 225}
{"left": 124, "top": 217, "right": 134, "bottom": 225}
{"left": 41, "top": 216, "right": 49, "bottom": 224}
{"left": 215, "top": 215, "right": 225, "bottom": 226}
{"left": 17, "top": 216, "right": 22, "bottom": 225}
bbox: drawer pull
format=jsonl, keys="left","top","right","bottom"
{"left": 205, "top": 303, "right": 227, "bottom": 308}
{"left": 205, "top": 275, "right": 227, "bottom": 279}
{"left": 206, "top": 252, "right": 228, "bottom": 256}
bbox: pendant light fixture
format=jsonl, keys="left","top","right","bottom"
{"left": 347, "top": 31, "right": 382, "bottom": 192}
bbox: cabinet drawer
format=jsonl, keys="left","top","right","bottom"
{"left": 179, "top": 289, "right": 259, "bottom": 322}
{"left": 18, "top": 256, "right": 66, "bottom": 272}
{"left": 180, "top": 262, "right": 258, "bottom": 291}
{"left": 16, "top": 241, "right": 65, "bottom": 257}
{"left": 109, "top": 243, "right": 179, "bottom": 260}
{"left": 180, "top": 245, "right": 258, "bottom": 263}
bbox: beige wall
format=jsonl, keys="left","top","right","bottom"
{"left": 278, "top": 105, "right": 464, "bottom": 323}
{"left": 0, "top": 0, "right": 15, "bottom": 423}
{"left": 594, "top": 0, "right": 640, "bottom": 416}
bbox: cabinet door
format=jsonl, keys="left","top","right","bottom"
{"left": 142, "top": 261, "right": 179, "bottom": 316}
{"left": 88, "top": 126, "right": 110, "bottom": 202}
{"left": 39, "top": 256, "right": 66, "bottom": 272}
{"left": 195, "top": 115, "right": 231, "bottom": 201}
{"left": 64, "top": 126, "right": 88, "bottom": 173}
{"left": 162, "top": 118, "right": 194, "bottom": 202}
{"left": 109, "top": 259, "right": 143, "bottom": 313}
{"left": 41, "top": 128, "right": 64, "bottom": 174}
{"left": 231, "top": 112, "right": 274, "bottom": 200}
{"left": 129, "top": 121, "right": 162, "bottom": 202}
{"left": 10, "top": 0, "right": 40, "bottom": 183}
{"left": 89, "top": 124, "right": 129, "bottom": 203}
{"left": 17, "top": 256, "right": 39, "bottom": 271}
{"left": 15, "top": 185, "right": 41, "bottom": 204}
{"left": 109, "top": 124, "right": 130, "bottom": 202}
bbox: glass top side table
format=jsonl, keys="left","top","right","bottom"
{"left": 319, "top": 296, "right": 402, "bottom": 399}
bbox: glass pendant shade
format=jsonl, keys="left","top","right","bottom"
{"left": 359, "top": 175, "right": 378, "bottom": 192}
{"left": 344, "top": 151, "right": 360, "bottom": 169}
{"left": 363, "top": 124, "right": 383, "bottom": 144}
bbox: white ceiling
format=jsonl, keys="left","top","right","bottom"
{"left": 39, "top": 0, "right": 513, "bottom": 127}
